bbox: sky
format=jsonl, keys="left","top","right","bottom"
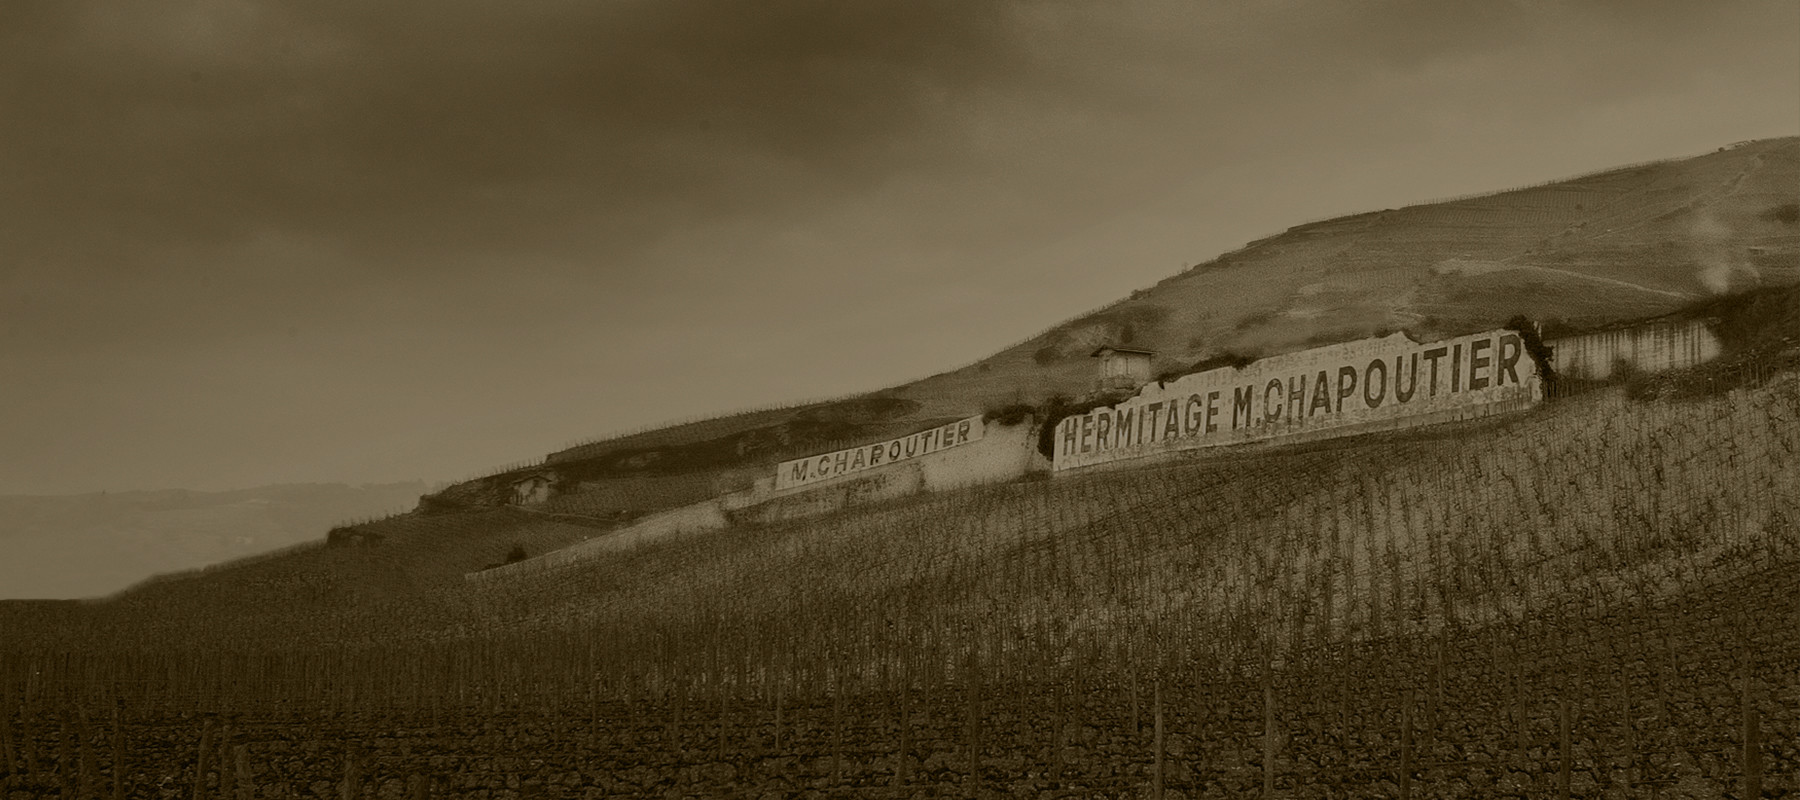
{"left": 1, "top": 0, "right": 1795, "bottom": 495}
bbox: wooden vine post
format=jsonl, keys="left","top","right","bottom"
{"left": 1049, "top": 676, "right": 1066, "bottom": 787}
{"left": 669, "top": 681, "right": 684, "bottom": 765}
{"left": 233, "top": 744, "right": 252, "bottom": 800}
{"left": 1153, "top": 677, "right": 1165, "bottom": 800}
{"left": 895, "top": 668, "right": 912, "bottom": 789}
{"left": 1513, "top": 668, "right": 1527, "bottom": 764}
{"left": 1399, "top": 689, "right": 1414, "bottom": 800}
{"left": 773, "top": 675, "right": 784, "bottom": 755}
{"left": 1558, "top": 694, "right": 1571, "bottom": 800}
{"left": 1130, "top": 666, "right": 1141, "bottom": 736}
{"left": 1741, "top": 668, "right": 1761, "bottom": 798}
{"left": 831, "top": 667, "right": 845, "bottom": 787}
{"left": 338, "top": 741, "right": 358, "bottom": 800}
{"left": 964, "top": 652, "right": 983, "bottom": 798}
{"left": 709, "top": 655, "right": 723, "bottom": 763}
{"left": 1262, "top": 650, "right": 1276, "bottom": 800}
{"left": 218, "top": 722, "right": 234, "bottom": 800}
{"left": 193, "top": 717, "right": 215, "bottom": 800}
{"left": 111, "top": 705, "right": 125, "bottom": 800}
{"left": 0, "top": 685, "right": 13, "bottom": 782}
{"left": 78, "top": 709, "right": 96, "bottom": 800}
{"left": 58, "top": 715, "right": 74, "bottom": 800}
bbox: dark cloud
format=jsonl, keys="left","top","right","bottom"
{"left": 2, "top": 0, "right": 1772, "bottom": 278}
{"left": 1, "top": 1, "right": 1022, "bottom": 268}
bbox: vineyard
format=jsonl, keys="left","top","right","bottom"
{"left": 408, "top": 139, "right": 1800, "bottom": 528}
{"left": 2, "top": 355, "right": 1798, "bottom": 797}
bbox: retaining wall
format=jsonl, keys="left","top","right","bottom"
{"left": 1054, "top": 327, "right": 1544, "bottom": 474}
{"left": 469, "top": 420, "right": 1046, "bottom": 581}
{"left": 730, "top": 420, "right": 1045, "bottom": 526}
{"left": 1546, "top": 317, "right": 1722, "bottom": 381}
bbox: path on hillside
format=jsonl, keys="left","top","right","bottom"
{"left": 1578, "top": 150, "right": 1769, "bottom": 247}
{"left": 1515, "top": 264, "right": 1699, "bottom": 300}
{"left": 1495, "top": 149, "right": 1775, "bottom": 303}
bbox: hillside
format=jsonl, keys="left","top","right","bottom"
{"left": 13, "top": 350, "right": 1794, "bottom": 652}
{"left": 31, "top": 138, "right": 1788, "bottom": 618}
{"left": 3, "top": 349, "right": 1794, "bottom": 796}
{"left": 2, "top": 238, "right": 1796, "bottom": 797}
{"left": 0, "top": 481, "right": 431, "bottom": 600}
{"left": 427, "top": 137, "right": 1800, "bottom": 514}
{"left": 897, "top": 136, "right": 1799, "bottom": 415}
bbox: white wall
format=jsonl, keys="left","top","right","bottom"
{"left": 1054, "top": 327, "right": 1543, "bottom": 472}
{"left": 774, "top": 416, "right": 985, "bottom": 491}
{"left": 468, "top": 418, "right": 1048, "bottom": 581}
{"left": 729, "top": 419, "right": 1049, "bottom": 525}
{"left": 1548, "top": 318, "right": 1721, "bottom": 381}
{"left": 725, "top": 465, "right": 924, "bottom": 526}
{"left": 915, "top": 420, "right": 1045, "bottom": 492}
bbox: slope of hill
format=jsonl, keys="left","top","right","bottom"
{"left": 0, "top": 481, "right": 431, "bottom": 600}
{"left": 426, "top": 137, "right": 1798, "bottom": 513}
{"left": 12, "top": 139, "right": 1788, "bottom": 614}
{"left": 15, "top": 352, "right": 1794, "bottom": 654}
{"left": 2, "top": 141, "right": 1796, "bottom": 798}
{"left": 898, "top": 136, "right": 1799, "bottom": 417}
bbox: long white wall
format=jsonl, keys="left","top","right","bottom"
{"left": 469, "top": 418, "right": 1047, "bottom": 581}
{"left": 1547, "top": 317, "right": 1721, "bottom": 381}
{"left": 774, "top": 416, "right": 985, "bottom": 491}
{"left": 734, "top": 418, "right": 1045, "bottom": 525}
{"left": 1054, "top": 327, "right": 1544, "bottom": 473}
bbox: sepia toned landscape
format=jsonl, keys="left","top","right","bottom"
{"left": 3, "top": 2, "right": 1798, "bottom": 798}
{"left": 5, "top": 150, "right": 1797, "bottom": 799}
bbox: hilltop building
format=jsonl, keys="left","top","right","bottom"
{"left": 1092, "top": 345, "right": 1156, "bottom": 394}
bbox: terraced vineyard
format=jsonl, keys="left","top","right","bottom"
{"left": 3, "top": 350, "right": 1796, "bottom": 797}
{"left": 416, "top": 140, "right": 1800, "bottom": 527}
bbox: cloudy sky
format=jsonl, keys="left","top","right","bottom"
{"left": 1, "top": 0, "right": 1795, "bottom": 494}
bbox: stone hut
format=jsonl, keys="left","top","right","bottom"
{"left": 1091, "top": 344, "right": 1156, "bottom": 393}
